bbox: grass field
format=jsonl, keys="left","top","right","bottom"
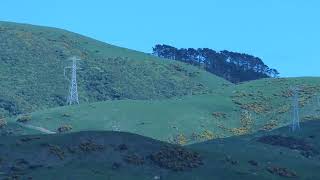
{"left": 3, "top": 77, "right": 320, "bottom": 145}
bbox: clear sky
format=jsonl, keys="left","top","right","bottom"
{"left": 1, "top": 0, "right": 319, "bottom": 77}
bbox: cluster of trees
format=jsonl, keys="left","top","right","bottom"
{"left": 152, "top": 44, "right": 279, "bottom": 83}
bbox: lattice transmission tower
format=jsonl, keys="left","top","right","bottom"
{"left": 291, "top": 87, "right": 300, "bottom": 132}
{"left": 64, "top": 57, "right": 81, "bottom": 105}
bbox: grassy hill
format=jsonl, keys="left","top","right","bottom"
{"left": 0, "top": 120, "right": 319, "bottom": 180}
{"left": 3, "top": 77, "right": 320, "bottom": 144}
{"left": 1, "top": 21, "right": 320, "bottom": 180}
{"left": 1, "top": 21, "right": 320, "bottom": 144}
{"left": 0, "top": 21, "right": 230, "bottom": 117}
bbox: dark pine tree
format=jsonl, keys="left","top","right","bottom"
{"left": 152, "top": 44, "right": 279, "bottom": 83}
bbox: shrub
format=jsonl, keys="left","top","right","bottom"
{"left": 48, "top": 144, "right": 65, "bottom": 160}
{"left": 16, "top": 114, "right": 32, "bottom": 123}
{"left": 197, "top": 130, "right": 215, "bottom": 141}
{"left": 57, "top": 125, "right": 72, "bottom": 133}
{"left": 150, "top": 145, "right": 203, "bottom": 171}
{"left": 0, "top": 118, "right": 7, "bottom": 128}
{"left": 267, "top": 166, "right": 298, "bottom": 178}
{"left": 170, "top": 134, "right": 188, "bottom": 145}
{"left": 257, "top": 135, "right": 319, "bottom": 158}
{"left": 191, "top": 130, "right": 216, "bottom": 141}
{"left": 78, "top": 140, "right": 104, "bottom": 152}
{"left": 61, "top": 113, "right": 71, "bottom": 117}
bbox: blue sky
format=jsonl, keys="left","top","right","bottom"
{"left": 1, "top": 0, "right": 319, "bottom": 77}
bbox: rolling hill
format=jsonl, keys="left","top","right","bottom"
{"left": 1, "top": 21, "right": 320, "bottom": 180}
{"left": 1, "top": 22, "right": 320, "bottom": 144}
{"left": 3, "top": 77, "right": 320, "bottom": 145}
{"left": 0, "top": 120, "right": 319, "bottom": 180}
{"left": 0, "top": 21, "right": 230, "bottom": 118}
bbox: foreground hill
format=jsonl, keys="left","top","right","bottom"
{"left": 0, "top": 120, "right": 319, "bottom": 180}
{"left": 0, "top": 21, "right": 230, "bottom": 117}
{"left": 4, "top": 77, "right": 320, "bottom": 144}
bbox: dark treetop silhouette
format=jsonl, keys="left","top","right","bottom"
{"left": 153, "top": 44, "right": 279, "bottom": 83}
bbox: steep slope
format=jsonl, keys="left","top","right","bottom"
{"left": 0, "top": 21, "right": 231, "bottom": 117}
{"left": 0, "top": 120, "right": 319, "bottom": 180}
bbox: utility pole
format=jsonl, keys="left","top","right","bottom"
{"left": 64, "top": 57, "right": 80, "bottom": 105}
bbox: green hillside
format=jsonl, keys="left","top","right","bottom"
{"left": 1, "top": 20, "right": 320, "bottom": 180}
{"left": 1, "top": 21, "right": 320, "bottom": 145}
{"left": 0, "top": 120, "right": 319, "bottom": 180}
{"left": 4, "top": 77, "right": 320, "bottom": 144}
{"left": 0, "top": 21, "right": 230, "bottom": 117}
